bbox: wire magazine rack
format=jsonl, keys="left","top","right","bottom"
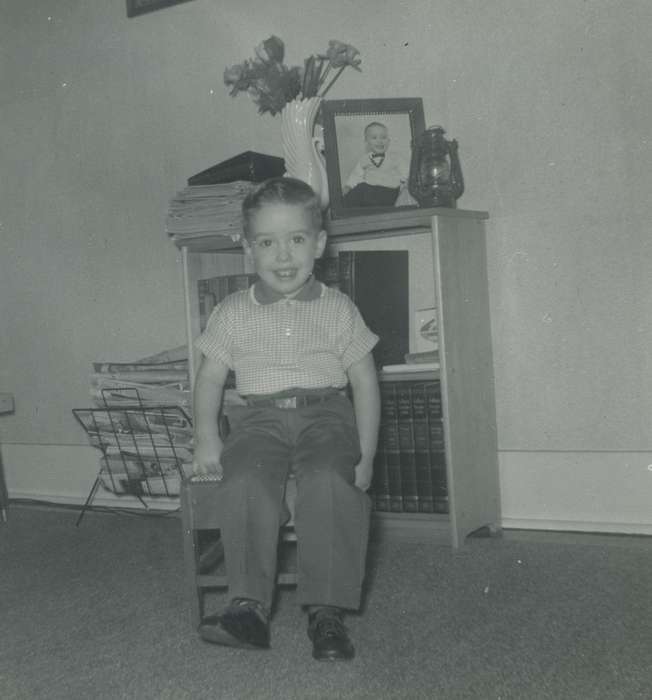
{"left": 73, "top": 389, "right": 193, "bottom": 525}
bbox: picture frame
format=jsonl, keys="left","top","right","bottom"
{"left": 321, "top": 98, "right": 425, "bottom": 220}
{"left": 126, "top": 0, "right": 195, "bottom": 17}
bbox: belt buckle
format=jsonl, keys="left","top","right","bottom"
{"left": 275, "top": 397, "right": 297, "bottom": 409}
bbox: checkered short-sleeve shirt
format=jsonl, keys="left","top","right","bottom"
{"left": 195, "top": 282, "right": 378, "bottom": 396}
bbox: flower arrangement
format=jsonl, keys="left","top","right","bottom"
{"left": 223, "top": 36, "right": 361, "bottom": 116}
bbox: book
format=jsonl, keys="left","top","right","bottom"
{"left": 376, "top": 381, "right": 403, "bottom": 512}
{"left": 381, "top": 362, "right": 440, "bottom": 375}
{"left": 370, "top": 383, "right": 395, "bottom": 512}
{"left": 198, "top": 273, "right": 258, "bottom": 330}
{"left": 396, "top": 383, "right": 419, "bottom": 513}
{"left": 410, "top": 383, "right": 435, "bottom": 513}
{"left": 404, "top": 350, "right": 439, "bottom": 364}
{"left": 187, "top": 151, "right": 285, "bottom": 186}
{"left": 370, "top": 377, "right": 449, "bottom": 515}
{"left": 425, "top": 382, "right": 448, "bottom": 513}
{"left": 338, "top": 250, "right": 410, "bottom": 369}
{"left": 370, "top": 450, "right": 391, "bottom": 512}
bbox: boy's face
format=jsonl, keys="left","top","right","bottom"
{"left": 365, "top": 125, "right": 390, "bottom": 155}
{"left": 243, "top": 203, "right": 327, "bottom": 297}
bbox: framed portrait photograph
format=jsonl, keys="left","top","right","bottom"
{"left": 321, "top": 98, "right": 425, "bottom": 220}
{"left": 126, "top": 0, "right": 195, "bottom": 17}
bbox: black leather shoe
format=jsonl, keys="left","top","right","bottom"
{"left": 199, "top": 598, "right": 270, "bottom": 649}
{"left": 308, "top": 608, "right": 355, "bottom": 661}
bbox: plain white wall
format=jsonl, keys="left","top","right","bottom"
{"left": 2, "top": 0, "right": 651, "bottom": 464}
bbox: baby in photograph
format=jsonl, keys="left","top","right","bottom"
{"left": 342, "top": 121, "right": 409, "bottom": 207}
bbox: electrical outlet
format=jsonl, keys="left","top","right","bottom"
{"left": 0, "top": 393, "right": 15, "bottom": 415}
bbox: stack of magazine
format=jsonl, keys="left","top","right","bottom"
{"left": 81, "top": 345, "right": 194, "bottom": 497}
{"left": 89, "top": 345, "right": 191, "bottom": 409}
{"left": 165, "top": 181, "right": 255, "bottom": 246}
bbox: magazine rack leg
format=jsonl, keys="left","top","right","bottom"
{"left": 0, "top": 445, "right": 8, "bottom": 523}
{"left": 76, "top": 475, "right": 102, "bottom": 527}
{"left": 1, "top": 392, "right": 15, "bottom": 522}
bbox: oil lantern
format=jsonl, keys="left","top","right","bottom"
{"left": 408, "top": 125, "right": 464, "bottom": 208}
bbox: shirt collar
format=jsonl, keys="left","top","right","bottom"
{"left": 252, "top": 274, "right": 323, "bottom": 305}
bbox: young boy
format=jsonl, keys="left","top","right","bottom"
{"left": 343, "top": 121, "right": 409, "bottom": 207}
{"left": 192, "top": 177, "right": 381, "bottom": 661}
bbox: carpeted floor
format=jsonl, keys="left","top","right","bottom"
{"left": 1, "top": 504, "right": 651, "bottom": 700}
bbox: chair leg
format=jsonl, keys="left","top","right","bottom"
{"left": 180, "top": 483, "right": 204, "bottom": 628}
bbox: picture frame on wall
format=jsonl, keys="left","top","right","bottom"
{"left": 126, "top": 0, "right": 196, "bottom": 17}
{"left": 321, "top": 98, "right": 425, "bottom": 220}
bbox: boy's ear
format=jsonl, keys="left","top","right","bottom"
{"left": 316, "top": 229, "right": 328, "bottom": 258}
{"left": 241, "top": 237, "right": 253, "bottom": 258}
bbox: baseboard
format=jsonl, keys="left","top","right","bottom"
{"left": 8, "top": 488, "right": 180, "bottom": 512}
{"left": 4, "top": 443, "right": 652, "bottom": 535}
{"left": 501, "top": 516, "right": 652, "bottom": 537}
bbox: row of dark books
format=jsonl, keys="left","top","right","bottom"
{"left": 371, "top": 377, "right": 448, "bottom": 514}
{"left": 198, "top": 249, "right": 413, "bottom": 371}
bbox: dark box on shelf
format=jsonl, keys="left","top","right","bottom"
{"left": 188, "top": 151, "right": 286, "bottom": 186}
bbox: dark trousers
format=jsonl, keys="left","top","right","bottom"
{"left": 343, "top": 182, "right": 400, "bottom": 207}
{"left": 217, "top": 394, "right": 371, "bottom": 611}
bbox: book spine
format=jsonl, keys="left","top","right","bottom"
{"left": 411, "top": 383, "right": 435, "bottom": 513}
{"left": 198, "top": 273, "right": 258, "bottom": 331}
{"left": 379, "top": 382, "right": 403, "bottom": 512}
{"left": 370, "top": 451, "right": 391, "bottom": 512}
{"left": 396, "top": 383, "right": 419, "bottom": 513}
{"left": 426, "top": 381, "right": 448, "bottom": 514}
{"left": 227, "top": 273, "right": 257, "bottom": 294}
{"left": 371, "top": 382, "right": 395, "bottom": 512}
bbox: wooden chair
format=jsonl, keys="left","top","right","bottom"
{"left": 180, "top": 474, "right": 297, "bottom": 628}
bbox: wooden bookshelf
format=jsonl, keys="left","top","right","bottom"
{"left": 174, "top": 208, "right": 500, "bottom": 548}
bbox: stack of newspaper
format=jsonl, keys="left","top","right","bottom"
{"left": 165, "top": 181, "right": 255, "bottom": 246}
{"left": 83, "top": 345, "right": 194, "bottom": 497}
{"left": 90, "top": 345, "right": 191, "bottom": 408}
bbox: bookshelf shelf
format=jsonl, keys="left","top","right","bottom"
{"left": 176, "top": 208, "right": 500, "bottom": 548}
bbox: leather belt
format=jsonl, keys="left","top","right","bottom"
{"left": 244, "top": 390, "right": 344, "bottom": 409}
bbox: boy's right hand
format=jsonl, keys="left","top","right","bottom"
{"left": 192, "top": 435, "right": 224, "bottom": 480}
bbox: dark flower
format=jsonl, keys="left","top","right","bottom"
{"left": 223, "top": 62, "right": 252, "bottom": 95}
{"left": 255, "top": 35, "right": 285, "bottom": 64}
{"left": 324, "top": 40, "right": 361, "bottom": 70}
{"left": 224, "top": 36, "right": 362, "bottom": 116}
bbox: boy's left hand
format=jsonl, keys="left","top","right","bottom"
{"left": 354, "top": 455, "right": 375, "bottom": 491}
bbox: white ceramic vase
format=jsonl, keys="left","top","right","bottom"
{"left": 280, "top": 97, "right": 329, "bottom": 210}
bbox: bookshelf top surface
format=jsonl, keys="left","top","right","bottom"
{"left": 171, "top": 206, "right": 489, "bottom": 253}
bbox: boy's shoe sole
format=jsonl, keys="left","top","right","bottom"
{"left": 198, "top": 616, "right": 268, "bottom": 649}
{"left": 198, "top": 601, "right": 270, "bottom": 649}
